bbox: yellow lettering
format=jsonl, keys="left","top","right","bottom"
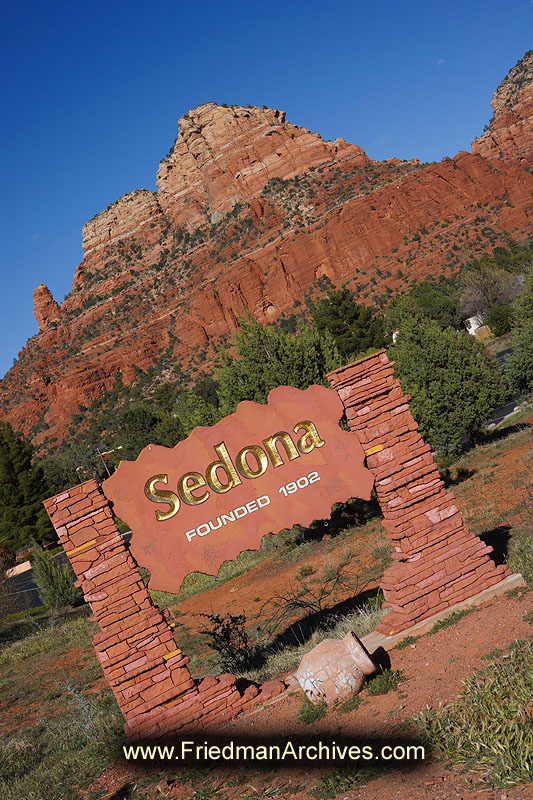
{"left": 262, "top": 431, "right": 300, "bottom": 468}
{"left": 293, "top": 420, "right": 325, "bottom": 454}
{"left": 206, "top": 442, "right": 243, "bottom": 493}
{"left": 177, "top": 472, "right": 209, "bottom": 505}
{"left": 144, "top": 474, "right": 180, "bottom": 521}
{"left": 236, "top": 445, "right": 269, "bottom": 478}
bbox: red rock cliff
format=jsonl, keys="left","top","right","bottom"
{"left": 1, "top": 54, "right": 533, "bottom": 448}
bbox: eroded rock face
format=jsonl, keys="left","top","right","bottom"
{"left": 472, "top": 50, "right": 533, "bottom": 166}
{"left": 33, "top": 284, "right": 60, "bottom": 332}
{"left": 156, "top": 103, "right": 368, "bottom": 229}
{"left": 82, "top": 189, "right": 167, "bottom": 256}
{"left": 295, "top": 632, "right": 376, "bottom": 704}
{"left": 3, "top": 56, "right": 533, "bottom": 447}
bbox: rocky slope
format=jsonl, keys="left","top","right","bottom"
{"left": 1, "top": 53, "right": 532, "bottom": 449}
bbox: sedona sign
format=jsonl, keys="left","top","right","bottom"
{"left": 103, "top": 385, "right": 374, "bottom": 592}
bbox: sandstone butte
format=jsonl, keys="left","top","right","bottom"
{"left": 2, "top": 51, "right": 532, "bottom": 450}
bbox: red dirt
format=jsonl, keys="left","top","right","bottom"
{"left": 80, "top": 588, "right": 532, "bottom": 799}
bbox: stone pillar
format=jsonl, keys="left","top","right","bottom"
{"left": 327, "top": 350, "right": 511, "bottom": 635}
{"left": 43, "top": 480, "right": 282, "bottom": 742}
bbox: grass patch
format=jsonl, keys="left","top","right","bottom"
{"left": 429, "top": 608, "right": 473, "bottom": 635}
{"left": 396, "top": 634, "right": 420, "bottom": 649}
{"left": 339, "top": 694, "right": 362, "bottom": 713}
{"left": 311, "top": 765, "right": 379, "bottom": 798}
{"left": 298, "top": 696, "right": 327, "bottom": 724}
{"left": 0, "top": 687, "right": 124, "bottom": 800}
{"left": 1, "top": 605, "right": 48, "bottom": 624}
{"left": 366, "top": 668, "right": 404, "bottom": 696}
{"left": 0, "top": 616, "right": 122, "bottom": 800}
{"left": 506, "top": 527, "right": 533, "bottom": 585}
{"left": 169, "top": 549, "right": 269, "bottom": 605}
{"left": 149, "top": 589, "right": 181, "bottom": 609}
{"left": 418, "top": 639, "right": 532, "bottom": 788}
{"left": 0, "top": 614, "right": 95, "bottom": 665}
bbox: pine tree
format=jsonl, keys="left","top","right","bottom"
{"left": 216, "top": 313, "right": 343, "bottom": 416}
{"left": 31, "top": 545, "right": 82, "bottom": 608}
{"left": 309, "top": 288, "right": 386, "bottom": 361}
{"left": 0, "top": 422, "right": 54, "bottom": 550}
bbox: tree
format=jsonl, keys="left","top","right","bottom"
{"left": 171, "top": 387, "right": 220, "bottom": 438}
{"left": 390, "top": 320, "right": 509, "bottom": 453}
{"left": 0, "top": 422, "right": 54, "bottom": 550}
{"left": 513, "top": 271, "right": 533, "bottom": 326}
{"left": 308, "top": 288, "right": 385, "bottom": 361}
{"left": 216, "top": 313, "right": 342, "bottom": 416}
{"left": 485, "top": 304, "right": 514, "bottom": 336}
{"left": 0, "top": 542, "right": 16, "bottom": 620}
{"left": 460, "top": 266, "right": 520, "bottom": 319}
{"left": 506, "top": 318, "right": 533, "bottom": 394}
{"left": 386, "top": 280, "right": 461, "bottom": 332}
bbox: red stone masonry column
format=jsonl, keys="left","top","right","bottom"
{"left": 43, "top": 480, "right": 283, "bottom": 742}
{"left": 327, "top": 350, "right": 511, "bottom": 635}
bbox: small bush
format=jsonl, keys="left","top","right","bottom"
{"left": 367, "top": 669, "right": 404, "bottom": 696}
{"left": 198, "top": 612, "right": 257, "bottom": 673}
{"left": 31, "top": 546, "right": 83, "bottom": 609}
{"left": 339, "top": 694, "right": 362, "bottom": 713}
{"left": 396, "top": 635, "right": 420, "bottom": 649}
{"left": 298, "top": 695, "right": 327, "bottom": 724}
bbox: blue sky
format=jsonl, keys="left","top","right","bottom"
{"left": 1, "top": 0, "right": 531, "bottom": 378}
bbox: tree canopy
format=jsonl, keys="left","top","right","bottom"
{"left": 216, "top": 313, "right": 343, "bottom": 416}
{"left": 385, "top": 279, "right": 461, "bottom": 332}
{"left": 308, "top": 288, "right": 385, "bottom": 361}
{"left": 390, "top": 320, "right": 509, "bottom": 453}
{"left": 506, "top": 318, "right": 533, "bottom": 395}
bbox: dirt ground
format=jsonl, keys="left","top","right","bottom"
{"left": 78, "top": 585, "right": 532, "bottom": 800}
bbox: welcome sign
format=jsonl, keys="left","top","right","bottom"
{"left": 103, "top": 385, "right": 374, "bottom": 592}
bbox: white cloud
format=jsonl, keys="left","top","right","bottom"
{"left": 436, "top": 58, "right": 445, "bottom": 66}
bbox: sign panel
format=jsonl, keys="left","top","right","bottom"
{"left": 103, "top": 385, "right": 374, "bottom": 592}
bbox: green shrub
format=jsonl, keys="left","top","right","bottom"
{"left": 298, "top": 695, "right": 327, "bottom": 724}
{"left": 486, "top": 303, "right": 514, "bottom": 336}
{"left": 396, "top": 635, "right": 420, "bottom": 649}
{"left": 198, "top": 612, "right": 257, "bottom": 672}
{"left": 339, "top": 694, "right": 362, "bottom": 713}
{"left": 429, "top": 608, "right": 473, "bottom": 634}
{"left": 366, "top": 668, "right": 404, "bottom": 695}
{"left": 31, "top": 547, "right": 83, "bottom": 609}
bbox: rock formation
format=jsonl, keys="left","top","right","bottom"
{"left": 472, "top": 50, "right": 533, "bottom": 166}
{"left": 156, "top": 103, "right": 367, "bottom": 229}
{"left": 33, "top": 284, "right": 60, "bottom": 332}
{"left": 1, "top": 52, "right": 532, "bottom": 448}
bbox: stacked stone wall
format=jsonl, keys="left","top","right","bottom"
{"left": 44, "top": 481, "right": 284, "bottom": 742}
{"left": 327, "top": 350, "right": 510, "bottom": 634}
